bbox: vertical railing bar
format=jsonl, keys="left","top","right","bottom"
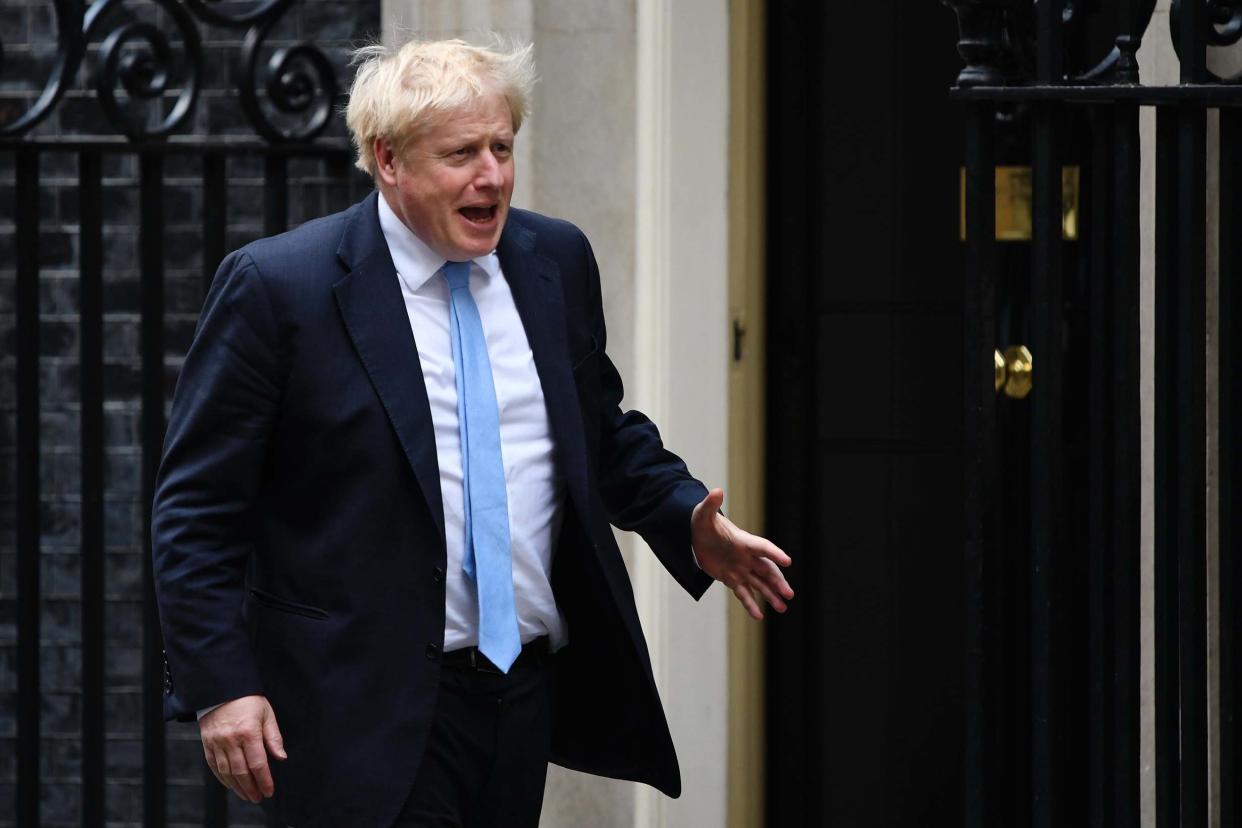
{"left": 15, "top": 145, "right": 42, "bottom": 828}
{"left": 1219, "top": 104, "right": 1241, "bottom": 828}
{"left": 1036, "top": 0, "right": 1065, "bottom": 84}
{"left": 1154, "top": 104, "right": 1182, "bottom": 828}
{"left": 79, "top": 148, "right": 107, "bottom": 828}
{"left": 200, "top": 149, "right": 230, "bottom": 828}
{"left": 1031, "top": 3, "right": 1065, "bottom": 824}
{"left": 1031, "top": 99, "right": 1065, "bottom": 828}
{"left": 1086, "top": 104, "right": 1115, "bottom": 828}
{"left": 140, "top": 150, "right": 168, "bottom": 828}
{"left": 963, "top": 102, "right": 999, "bottom": 828}
{"left": 1110, "top": 102, "right": 1142, "bottom": 827}
{"left": 1178, "top": 0, "right": 1206, "bottom": 85}
{"left": 264, "top": 153, "right": 288, "bottom": 237}
{"left": 202, "top": 152, "right": 227, "bottom": 295}
{"left": 1175, "top": 101, "right": 1208, "bottom": 828}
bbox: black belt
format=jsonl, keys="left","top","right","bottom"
{"left": 441, "top": 637, "right": 550, "bottom": 674}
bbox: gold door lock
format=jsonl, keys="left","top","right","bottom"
{"left": 993, "top": 345, "right": 1033, "bottom": 399}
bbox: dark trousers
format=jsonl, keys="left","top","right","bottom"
{"left": 393, "top": 647, "right": 553, "bottom": 828}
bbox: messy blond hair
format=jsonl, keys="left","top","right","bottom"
{"left": 345, "top": 38, "right": 536, "bottom": 178}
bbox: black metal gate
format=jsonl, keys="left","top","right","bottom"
{"left": 948, "top": 0, "right": 1240, "bottom": 824}
{"left": 1, "top": 1, "right": 371, "bottom": 824}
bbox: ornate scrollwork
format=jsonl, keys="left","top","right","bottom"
{"left": 0, "top": 0, "right": 339, "bottom": 143}
{"left": 1206, "top": 0, "right": 1242, "bottom": 45}
{"left": 181, "top": 0, "right": 289, "bottom": 28}
{"left": 0, "top": 0, "right": 86, "bottom": 136}
{"left": 84, "top": 0, "right": 203, "bottom": 139}
{"left": 1171, "top": 0, "right": 1242, "bottom": 82}
{"left": 238, "top": 12, "right": 338, "bottom": 142}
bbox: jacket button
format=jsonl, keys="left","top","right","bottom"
{"left": 432, "top": 566, "right": 444, "bottom": 584}
{"left": 425, "top": 643, "right": 440, "bottom": 662}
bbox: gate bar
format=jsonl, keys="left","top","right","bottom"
{"left": 79, "top": 148, "right": 107, "bottom": 827}
{"left": 202, "top": 153, "right": 227, "bottom": 295}
{"left": 1153, "top": 105, "right": 1182, "bottom": 828}
{"left": 1175, "top": 102, "right": 1208, "bottom": 828}
{"left": 1030, "top": 99, "right": 1066, "bottom": 828}
{"left": 1110, "top": 103, "right": 1142, "bottom": 826}
{"left": 1086, "top": 105, "right": 1115, "bottom": 828}
{"left": 140, "top": 150, "right": 168, "bottom": 828}
{"left": 264, "top": 155, "right": 288, "bottom": 237}
{"left": 1221, "top": 104, "right": 1241, "bottom": 828}
{"left": 15, "top": 145, "right": 42, "bottom": 828}
{"left": 963, "top": 101, "right": 999, "bottom": 828}
{"left": 1031, "top": 0, "right": 1065, "bottom": 820}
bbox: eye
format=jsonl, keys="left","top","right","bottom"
{"left": 492, "top": 142, "right": 512, "bottom": 157}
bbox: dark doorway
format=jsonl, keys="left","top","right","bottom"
{"left": 764, "top": 4, "right": 966, "bottom": 825}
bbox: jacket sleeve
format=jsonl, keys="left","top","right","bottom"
{"left": 151, "top": 250, "right": 283, "bottom": 721}
{"left": 576, "top": 231, "right": 716, "bottom": 600}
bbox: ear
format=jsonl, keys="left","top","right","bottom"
{"left": 374, "top": 137, "right": 399, "bottom": 188}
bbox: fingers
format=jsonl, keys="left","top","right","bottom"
{"left": 227, "top": 744, "right": 263, "bottom": 803}
{"left": 200, "top": 695, "right": 284, "bottom": 804}
{"left": 747, "top": 569, "right": 788, "bottom": 613}
{"left": 732, "top": 583, "right": 764, "bottom": 621}
{"left": 744, "top": 532, "right": 791, "bottom": 568}
{"left": 262, "top": 712, "right": 288, "bottom": 761}
{"left": 242, "top": 734, "right": 276, "bottom": 799}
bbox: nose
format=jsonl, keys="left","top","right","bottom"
{"left": 474, "top": 150, "right": 504, "bottom": 190}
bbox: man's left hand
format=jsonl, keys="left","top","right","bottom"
{"left": 691, "top": 488, "right": 794, "bottom": 620}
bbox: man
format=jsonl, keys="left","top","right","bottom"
{"left": 152, "top": 38, "right": 793, "bottom": 827}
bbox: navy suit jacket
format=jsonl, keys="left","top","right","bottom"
{"left": 151, "top": 191, "right": 714, "bottom": 827}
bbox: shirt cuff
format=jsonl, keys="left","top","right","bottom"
{"left": 197, "top": 703, "right": 223, "bottom": 721}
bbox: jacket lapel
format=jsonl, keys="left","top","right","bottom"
{"left": 498, "top": 219, "right": 594, "bottom": 523}
{"left": 331, "top": 192, "right": 446, "bottom": 544}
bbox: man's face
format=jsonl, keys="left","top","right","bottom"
{"left": 377, "top": 89, "right": 515, "bottom": 262}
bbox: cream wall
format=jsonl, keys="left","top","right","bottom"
{"left": 378, "top": 2, "right": 733, "bottom": 826}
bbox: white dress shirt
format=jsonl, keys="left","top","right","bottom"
{"left": 378, "top": 195, "right": 568, "bottom": 653}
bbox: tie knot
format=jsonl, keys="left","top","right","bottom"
{"left": 442, "top": 261, "right": 472, "bottom": 291}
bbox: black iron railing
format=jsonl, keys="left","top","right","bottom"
{"left": 1, "top": 1, "right": 366, "bottom": 825}
{"left": 947, "top": 0, "right": 1240, "bottom": 824}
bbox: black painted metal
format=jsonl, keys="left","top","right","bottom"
{"left": 1110, "top": 103, "right": 1142, "bottom": 827}
{"left": 15, "top": 145, "right": 42, "bottom": 828}
{"left": 0, "top": 0, "right": 336, "bottom": 142}
{"left": 1030, "top": 7, "right": 1065, "bottom": 823}
{"left": 203, "top": 153, "right": 227, "bottom": 293}
{"left": 140, "top": 150, "right": 168, "bottom": 828}
{"left": 1085, "top": 106, "right": 1114, "bottom": 828}
{"left": 1029, "top": 98, "right": 1064, "bottom": 828}
{"left": 963, "top": 102, "right": 999, "bottom": 828}
{"left": 265, "top": 154, "right": 289, "bottom": 236}
{"left": 1175, "top": 102, "right": 1208, "bottom": 828}
{"left": 1153, "top": 106, "right": 1181, "bottom": 828}
{"left": 945, "top": 0, "right": 1234, "bottom": 820}
{"left": 1221, "top": 105, "right": 1241, "bottom": 828}
{"left": 78, "top": 149, "right": 106, "bottom": 828}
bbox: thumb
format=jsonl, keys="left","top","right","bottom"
{"left": 694, "top": 488, "right": 725, "bottom": 526}
{"left": 262, "top": 704, "right": 287, "bottom": 760}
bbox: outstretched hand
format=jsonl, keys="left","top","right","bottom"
{"left": 690, "top": 488, "right": 794, "bottom": 620}
{"left": 199, "top": 694, "right": 287, "bottom": 804}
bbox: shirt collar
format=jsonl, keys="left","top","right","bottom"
{"left": 376, "top": 192, "right": 502, "bottom": 292}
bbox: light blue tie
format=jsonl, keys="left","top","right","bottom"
{"left": 442, "top": 260, "right": 521, "bottom": 673}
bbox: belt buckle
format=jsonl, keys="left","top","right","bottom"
{"left": 470, "top": 648, "right": 503, "bottom": 675}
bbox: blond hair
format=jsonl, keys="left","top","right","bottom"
{"left": 345, "top": 38, "right": 536, "bottom": 178}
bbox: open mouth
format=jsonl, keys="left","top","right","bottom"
{"left": 458, "top": 205, "right": 497, "bottom": 225}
